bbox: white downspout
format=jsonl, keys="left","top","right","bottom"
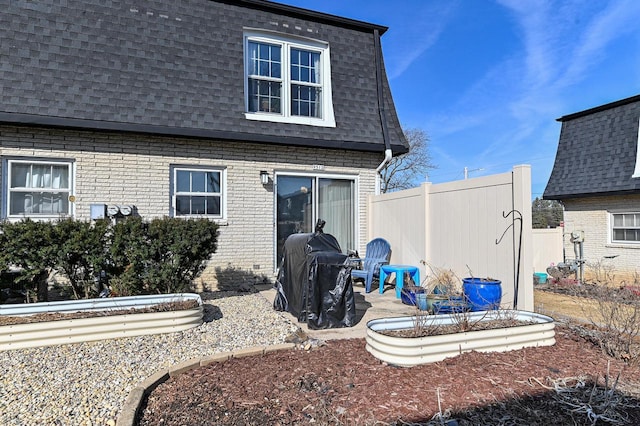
{"left": 372, "top": 28, "right": 393, "bottom": 196}
{"left": 375, "top": 148, "right": 393, "bottom": 195}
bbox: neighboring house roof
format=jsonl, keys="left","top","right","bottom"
{"left": 0, "top": 0, "right": 408, "bottom": 154}
{"left": 544, "top": 94, "right": 640, "bottom": 200}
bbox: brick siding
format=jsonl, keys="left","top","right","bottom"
{"left": 0, "top": 125, "right": 380, "bottom": 290}
{"left": 563, "top": 195, "right": 640, "bottom": 283}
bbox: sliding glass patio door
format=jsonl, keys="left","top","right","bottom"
{"left": 275, "top": 174, "right": 356, "bottom": 266}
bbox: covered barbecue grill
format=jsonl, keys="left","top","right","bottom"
{"left": 273, "top": 220, "right": 356, "bottom": 329}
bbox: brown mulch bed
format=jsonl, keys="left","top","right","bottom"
{"left": 138, "top": 326, "right": 640, "bottom": 425}
{"left": 0, "top": 300, "right": 199, "bottom": 326}
{"left": 538, "top": 280, "right": 640, "bottom": 301}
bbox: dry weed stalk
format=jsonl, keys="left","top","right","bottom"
{"left": 578, "top": 284, "right": 640, "bottom": 365}
{"left": 410, "top": 305, "right": 442, "bottom": 337}
{"left": 563, "top": 261, "right": 640, "bottom": 365}
{"left": 420, "top": 261, "right": 461, "bottom": 294}
{"left": 533, "top": 367, "right": 639, "bottom": 426}
{"left": 587, "top": 259, "right": 617, "bottom": 285}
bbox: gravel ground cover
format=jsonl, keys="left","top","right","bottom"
{"left": 0, "top": 292, "right": 299, "bottom": 426}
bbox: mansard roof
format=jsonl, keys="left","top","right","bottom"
{"left": 0, "top": 0, "right": 408, "bottom": 154}
{"left": 544, "top": 94, "right": 640, "bottom": 199}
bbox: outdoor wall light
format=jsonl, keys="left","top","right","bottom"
{"left": 260, "top": 170, "right": 269, "bottom": 185}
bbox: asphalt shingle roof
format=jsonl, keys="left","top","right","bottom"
{"left": 0, "top": 0, "right": 408, "bottom": 154}
{"left": 544, "top": 94, "right": 640, "bottom": 199}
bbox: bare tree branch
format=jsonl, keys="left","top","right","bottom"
{"left": 380, "top": 127, "right": 436, "bottom": 193}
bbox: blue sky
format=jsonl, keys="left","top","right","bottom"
{"left": 276, "top": 0, "right": 640, "bottom": 198}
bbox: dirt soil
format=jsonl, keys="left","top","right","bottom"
{"left": 0, "top": 300, "right": 199, "bottom": 326}
{"left": 138, "top": 326, "right": 640, "bottom": 425}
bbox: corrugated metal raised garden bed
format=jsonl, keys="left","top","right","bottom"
{"left": 0, "top": 293, "right": 203, "bottom": 351}
{"left": 366, "top": 310, "right": 556, "bottom": 367}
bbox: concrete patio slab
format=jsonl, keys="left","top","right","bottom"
{"left": 259, "top": 285, "right": 417, "bottom": 341}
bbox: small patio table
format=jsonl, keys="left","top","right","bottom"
{"left": 379, "top": 264, "right": 420, "bottom": 298}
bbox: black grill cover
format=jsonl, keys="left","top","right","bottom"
{"left": 274, "top": 229, "right": 355, "bottom": 329}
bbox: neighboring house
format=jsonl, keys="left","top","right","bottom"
{"left": 544, "top": 94, "right": 640, "bottom": 282}
{"left": 0, "top": 0, "right": 408, "bottom": 289}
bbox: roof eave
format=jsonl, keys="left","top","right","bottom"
{"left": 543, "top": 188, "right": 640, "bottom": 201}
{"left": 0, "top": 112, "right": 399, "bottom": 153}
{"left": 557, "top": 93, "right": 640, "bottom": 122}
{"left": 216, "top": 0, "right": 389, "bottom": 35}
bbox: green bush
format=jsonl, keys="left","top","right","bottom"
{"left": 107, "top": 217, "right": 219, "bottom": 295}
{"left": 0, "top": 219, "right": 57, "bottom": 302}
{"left": 108, "top": 217, "right": 150, "bottom": 296}
{"left": 52, "top": 218, "right": 111, "bottom": 299}
{"left": 145, "top": 217, "right": 219, "bottom": 294}
{"left": 0, "top": 216, "right": 219, "bottom": 300}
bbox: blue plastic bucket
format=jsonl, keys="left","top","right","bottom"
{"left": 463, "top": 278, "right": 502, "bottom": 311}
{"left": 534, "top": 272, "right": 547, "bottom": 284}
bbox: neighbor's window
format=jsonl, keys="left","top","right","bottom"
{"left": 5, "top": 159, "right": 73, "bottom": 218}
{"left": 172, "top": 167, "right": 225, "bottom": 218}
{"left": 244, "top": 32, "right": 335, "bottom": 127}
{"left": 611, "top": 212, "right": 640, "bottom": 243}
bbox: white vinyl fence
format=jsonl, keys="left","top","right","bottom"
{"left": 532, "top": 228, "right": 564, "bottom": 276}
{"left": 366, "top": 165, "right": 533, "bottom": 310}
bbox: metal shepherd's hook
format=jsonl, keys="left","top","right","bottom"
{"left": 496, "top": 209, "right": 523, "bottom": 309}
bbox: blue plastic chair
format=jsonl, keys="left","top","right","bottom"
{"left": 351, "top": 238, "right": 391, "bottom": 293}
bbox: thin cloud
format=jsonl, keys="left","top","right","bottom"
{"left": 500, "top": 0, "right": 640, "bottom": 109}
{"left": 472, "top": 0, "right": 640, "bottom": 162}
{"left": 558, "top": 0, "right": 640, "bottom": 88}
{"left": 384, "top": 2, "right": 459, "bottom": 80}
{"left": 421, "top": 57, "right": 520, "bottom": 139}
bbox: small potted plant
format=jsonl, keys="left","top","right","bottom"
{"left": 421, "top": 263, "right": 462, "bottom": 314}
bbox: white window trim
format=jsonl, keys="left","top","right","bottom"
{"left": 631, "top": 118, "right": 640, "bottom": 178}
{"left": 609, "top": 211, "right": 640, "bottom": 244}
{"left": 2, "top": 157, "right": 75, "bottom": 221}
{"left": 243, "top": 30, "right": 336, "bottom": 128}
{"left": 170, "top": 165, "right": 227, "bottom": 222}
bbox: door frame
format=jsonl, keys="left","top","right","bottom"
{"left": 273, "top": 170, "right": 360, "bottom": 270}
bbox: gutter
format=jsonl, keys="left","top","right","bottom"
{"left": 230, "top": 0, "right": 389, "bottom": 35}
{"left": 557, "top": 93, "right": 640, "bottom": 122}
{"left": 373, "top": 29, "right": 393, "bottom": 195}
{"left": 0, "top": 112, "right": 387, "bottom": 153}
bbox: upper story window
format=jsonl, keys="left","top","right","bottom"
{"left": 244, "top": 31, "right": 335, "bottom": 127}
{"left": 3, "top": 158, "right": 73, "bottom": 219}
{"left": 611, "top": 212, "right": 640, "bottom": 243}
{"left": 171, "top": 166, "right": 226, "bottom": 220}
